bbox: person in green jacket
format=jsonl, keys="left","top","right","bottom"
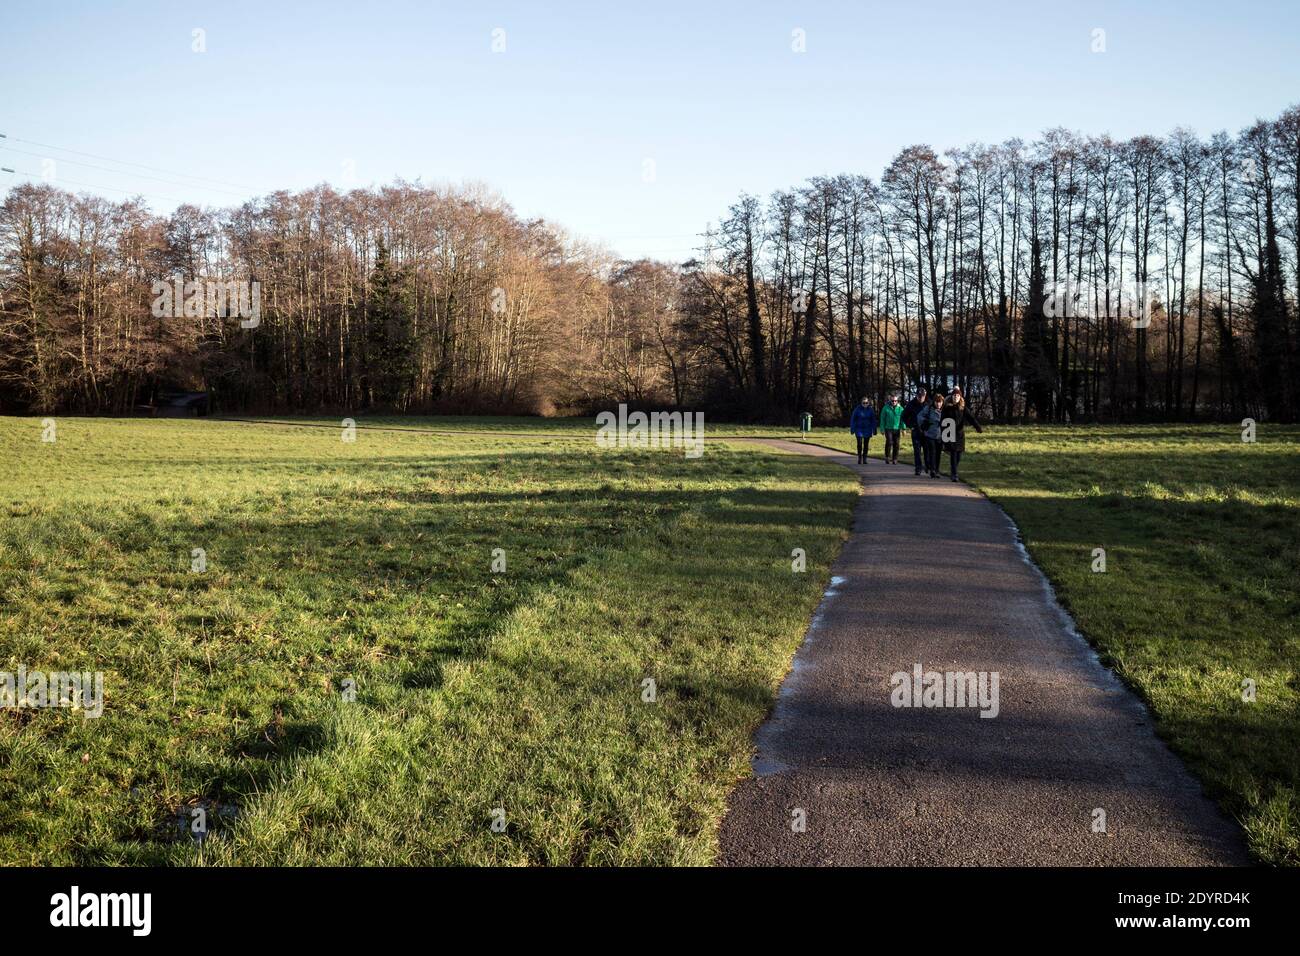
{"left": 879, "top": 393, "right": 904, "bottom": 463}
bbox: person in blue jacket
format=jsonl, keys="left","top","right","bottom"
{"left": 848, "top": 396, "right": 878, "bottom": 465}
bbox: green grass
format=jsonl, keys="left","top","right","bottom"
{"left": 0, "top": 416, "right": 858, "bottom": 864}
{"left": 808, "top": 422, "right": 1300, "bottom": 866}
{"left": 6, "top": 415, "right": 1297, "bottom": 866}
{"left": 214, "top": 413, "right": 809, "bottom": 438}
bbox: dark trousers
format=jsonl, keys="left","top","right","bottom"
{"left": 925, "top": 437, "right": 942, "bottom": 474}
{"left": 883, "top": 429, "right": 900, "bottom": 462}
{"left": 855, "top": 435, "right": 870, "bottom": 462}
{"left": 910, "top": 429, "right": 925, "bottom": 472}
{"left": 949, "top": 448, "right": 963, "bottom": 478}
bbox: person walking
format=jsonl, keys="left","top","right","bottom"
{"left": 879, "top": 393, "right": 904, "bottom": 463}
{"left": 848, "top": 396, "right": 878, "bottom": 465}
{"left": 940, "top": 385, "right": 983, "bottom": 482}
{"left": 929, "top": 387, "right": 948, "bottom": 476}
{"left": 901, "top": 388, "right": 927, "bottom": 475}
{"left": 916, "top": 391, "right": 944, "bottom": 478}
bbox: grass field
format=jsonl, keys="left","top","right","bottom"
{"left": 810, "top": 422, "right": 1300, "bottom": 866}
{"left": 2, "top": 415, "right": 1296, "bottom": 866}
{"left": 0, "top": 416, "right": 857, "bottom": 864}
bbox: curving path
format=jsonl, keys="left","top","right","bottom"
{"left": 718, "top": 439, "right": 1247, "bottom": 866}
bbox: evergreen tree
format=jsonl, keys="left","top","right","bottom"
{"left": 364, "top": 240, "right": 415, "bottom": 409}
{"left": 1020, "top": 234, "right": 1056, "bottom": 420}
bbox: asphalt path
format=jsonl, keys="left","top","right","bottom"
{"left": 718, "top": 440, "right": 1247, "bottom": 866}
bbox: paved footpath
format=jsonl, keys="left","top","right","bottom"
{"left": 719, "top": 440, "right": 1247, "bottom": 866}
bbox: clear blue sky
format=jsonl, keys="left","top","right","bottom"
{"left": 3, "top": 0, "right": 1298, "bottom": 262}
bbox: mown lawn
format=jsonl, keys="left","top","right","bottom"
{"left": 808, "top": 422, "right": 1300, "bottom": 866}
{"left": 6, "top": 415, "right": 1296, "bottom": 866}
{"left": 0, "top": 416, "right": 857, "bottom": 864}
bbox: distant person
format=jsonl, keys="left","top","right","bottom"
{"left": 848, "top": 396, "right": 878, "bottom": 465}
{"left": 879, "top": 393, "right": 903, "bottom": 463}
{"left": 916, "top": 391, "right": 944, "bottom": 478}
{"left": 940, "top": 386, "right": 983, "bottom": 482}
{"left": 901, "top": 387, "right": 927, "bottom": 475}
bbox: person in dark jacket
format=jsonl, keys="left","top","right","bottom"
{"left": 915, "top": 391, "right": 945, "bottom": 477}
{"left": 940, "top": 385, "right": 983, "bottom": 481}
{"left": 848, "top": 396, "right": 878, "bottom": 465}
{"left": 901, "top": 388, "right": 927, "bottom": 475}
{"left": 929, "top": 387, "right": 948, "bottom": 475}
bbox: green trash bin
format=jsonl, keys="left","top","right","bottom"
{"left": 800, "top": 413, "right": 812, "bottom": 436}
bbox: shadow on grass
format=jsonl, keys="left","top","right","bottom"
{"left": 61, "top": 449, "right": 859, "bottom": 862}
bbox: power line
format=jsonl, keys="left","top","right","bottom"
{"left": 0, "top": 166, "right": 191, "bottom": 205}
{"left": 0, "top": 144, "right": 254, "bottom": 199}
{"left": 0, "top": 169, "right": 703, "bottom": 260}
{"left": 0, "top": 132, "right": 270, "bottom": 194}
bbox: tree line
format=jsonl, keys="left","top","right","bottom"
{"left": 2, "top": 104, "right": 1297, "bottom": 422}
{"left": 0, "top": 180, "right": 605, "bottom": 415}
{"left": 680, "top": 106, "right": 1299, "bottom": 423}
